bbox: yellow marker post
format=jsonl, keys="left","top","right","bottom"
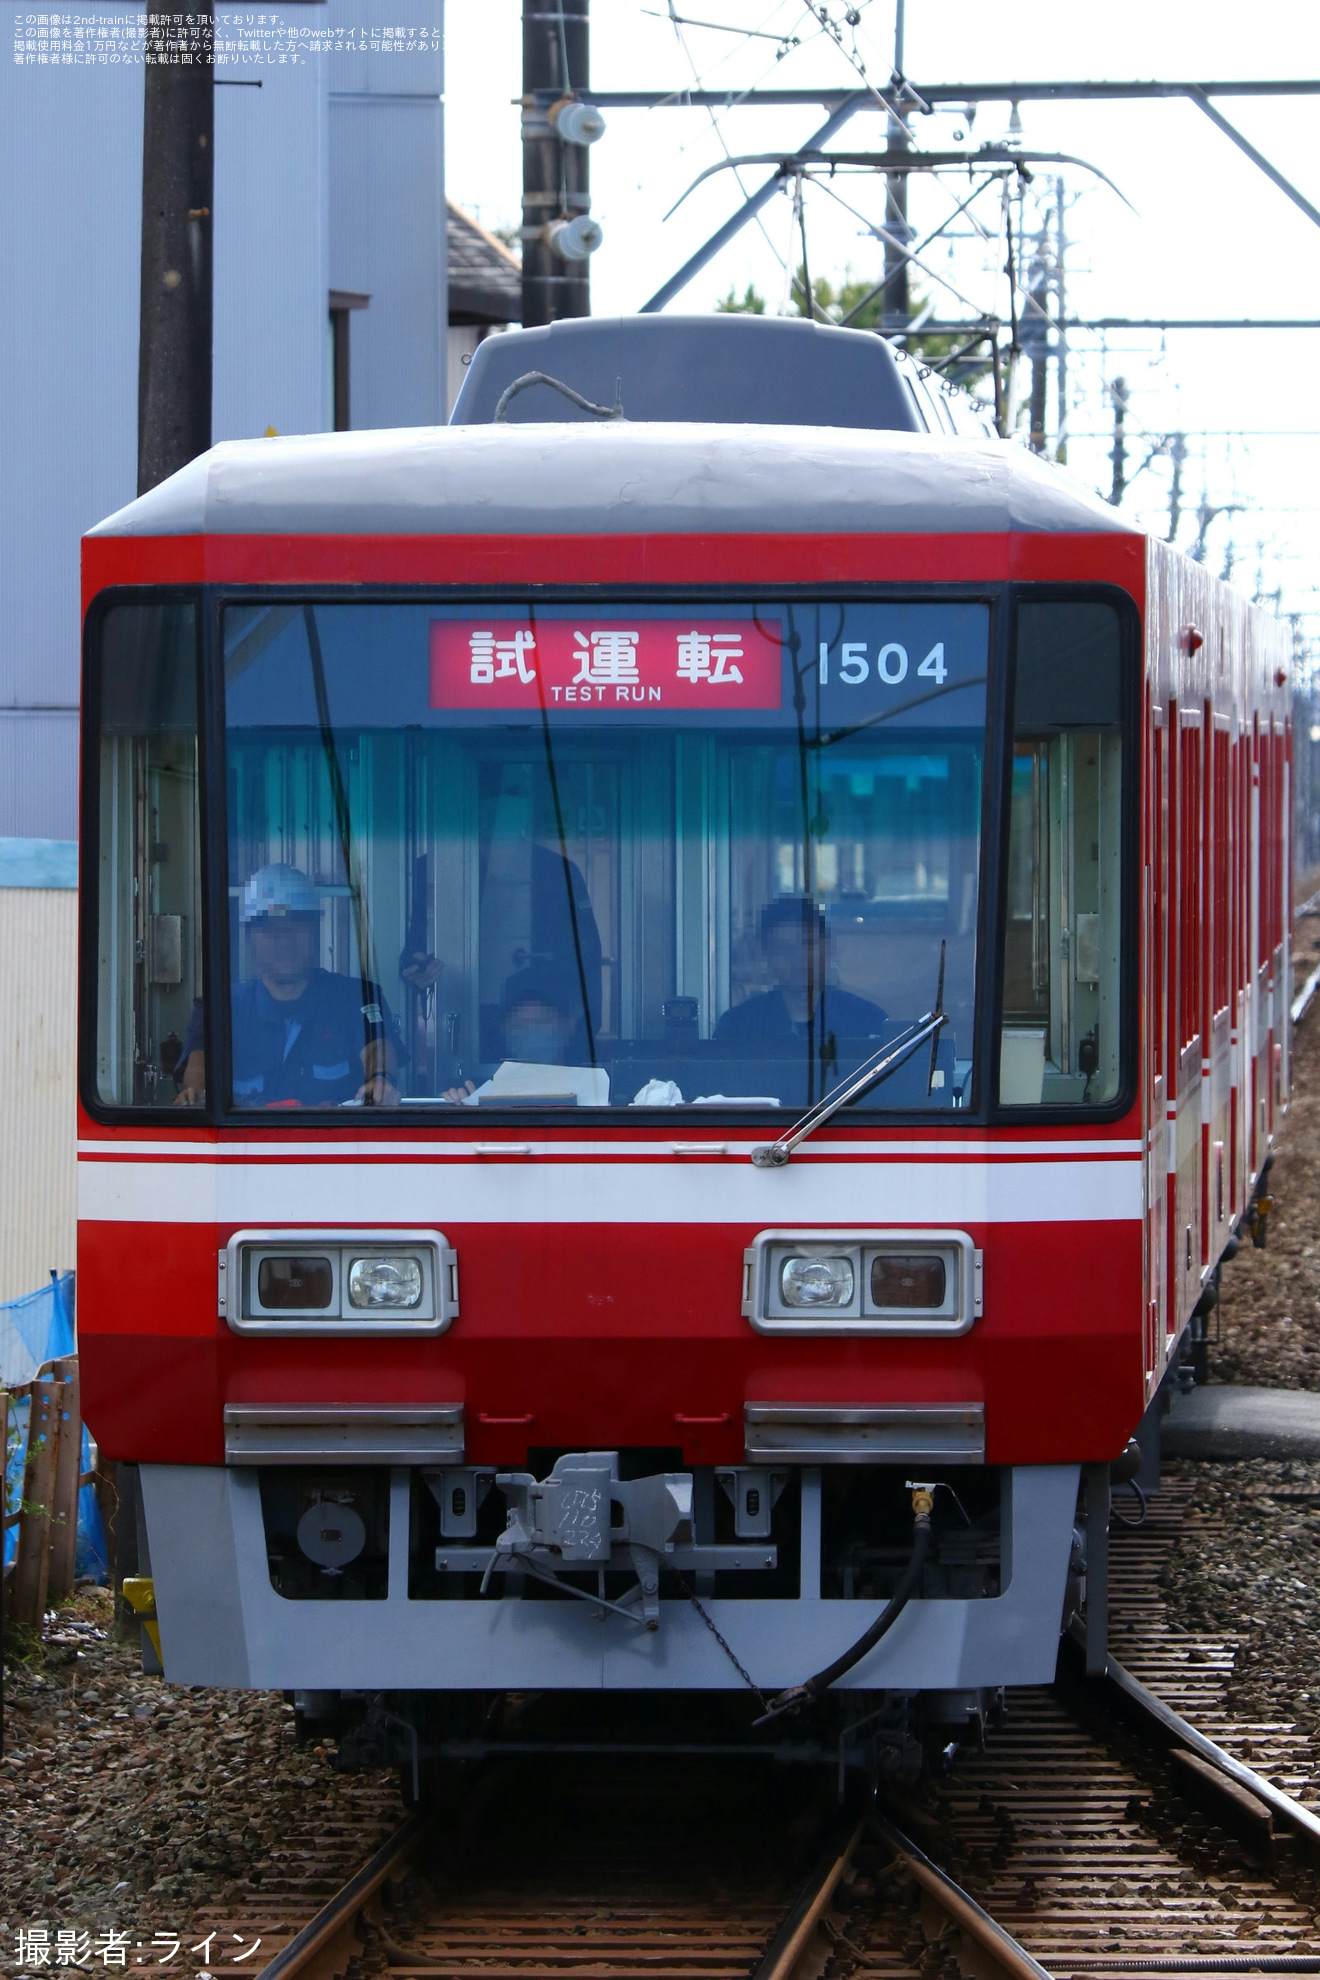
{"left": 121, "top": 1576, "right": 163, "bottom": 1668}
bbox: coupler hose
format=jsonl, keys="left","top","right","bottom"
{"left": 754, "top": 1489, "right": 934, "bottom": 1725}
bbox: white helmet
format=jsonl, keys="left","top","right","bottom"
{"left": 242, "top": 863, "right": 319, "bottom": 924}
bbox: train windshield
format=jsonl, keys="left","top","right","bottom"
{"left": 211, "top": 597, "right": 989, "bottom": 1116}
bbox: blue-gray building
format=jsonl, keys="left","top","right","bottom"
{"left": 0, "top": 0, "right": 479, "bottom": 839}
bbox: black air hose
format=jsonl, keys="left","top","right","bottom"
{"left": 755, "top": 1495, "right": 934, "bottom": 1725}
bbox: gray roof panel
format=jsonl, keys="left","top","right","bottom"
{"left": 450, "top": 314, "right": 923, "bottom": 431}
{"left": 87, "top": 422, "right": 1133, "bottom": 541}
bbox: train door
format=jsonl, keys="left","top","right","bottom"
{"left": 1169, "top": 702, "right": 1204, "bottom": 1331}
{"left": 1249, "top": 714, "right": 1265, "bottom": 1175}
{"left": 1203, "top": 706, "right": 1233, "bottom": 1263}
{"left": 1229, "top": 715, "right": 1247, "bottom": 1223}
{"left": 1267, "top": 719, "right": 1289, "bottom": 1133}
{"left": 1281, "top": 717, "right": 1293, "bottom": 1112}
{"left": 1147, "top": 698, "right": 1170, "bottom": 1388}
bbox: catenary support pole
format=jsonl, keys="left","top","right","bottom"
{"left": 1186, "top": 86, "right": 1320, "bottom": 233}
{"left": 522, "top": 0, "right": 590, "bottom": 327}
{"left": 881, "top": 2, "right": 910, "bottom": 333}
{"left": 1054, "top": 178, "right": 1068, "bottom": 462}
{"left": 1024, "top": 215, "right": 1051, "bottom": 454}
{"left": 137, "top": 6, "right": 214, "bottom": 495}
{"left": 1109, "top": 376, "right": 1127, "bottom": 507}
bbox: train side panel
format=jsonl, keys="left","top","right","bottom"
{"left": 1144, "top": 539, "right": 1290, "bottom": 1398}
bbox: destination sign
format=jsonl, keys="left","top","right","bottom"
{"left": 429, "top": 618, "right": 784, "bottom": 711}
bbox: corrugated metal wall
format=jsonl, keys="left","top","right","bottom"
{"left": 0, "top": 713, "right": 80, "bottom": 839}
{"left": 0, "top": 890, "right": 77, "bottom": 1303}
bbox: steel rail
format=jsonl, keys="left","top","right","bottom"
{"left": 751, "top": 1816, "right": 865, "bottom": 1980}
{"left": 1292, "top": 962, "right": 1320, "bottom": 1025}
{"left": 873, "top": 1812, "right": 1055, "bottom": 1980}
{"left": 251, "top": 1803, "right": 864, "bottom": 1980}
{"left": 252, "top": 1812, "right": 430, "bottom": 1980}
{"left": 1086, "top": 1642, "right": 1320, "bottom": 1864}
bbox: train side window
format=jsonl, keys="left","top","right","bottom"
{"left": 999, "top": 600, "right": 1124, "bottom": 1108}
{"left": 90, "top": 600, "right": 203, "bottom": 1109}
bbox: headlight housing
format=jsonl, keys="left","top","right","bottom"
{"left": 222, "top": 1230, "right": 457, "bottom": 1334}
{"left": 743, "top": 1229, "right": 981, "bottom": 1334}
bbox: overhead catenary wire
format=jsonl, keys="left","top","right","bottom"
{"left": 611, "top": 7, "right": 1311, "bottom": 630}
{"left": 659, "top": 0, "right": 823, "bottom": 280}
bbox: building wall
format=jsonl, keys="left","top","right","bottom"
{"left": 0, "top": 4, "right": 448, "bottom": 1297}
{"left": 0, "top": 0, "right": 448, "bottom": 842}
{"left": 0, "top": 15, "right": 144, "bottom": 841}
{"left": 214, "top": 61, "right": 329, "bottom": 445}
{"left": 328, "top": 0, "right": 447, "bottom": 430}
{"left": 0, "top": 886, "right": 77, "bottom": 1302}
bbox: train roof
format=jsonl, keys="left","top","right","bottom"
{"left": 452, "top": 314, "right": 938, "bottom": 432}
{"left": 89, "top": 420, "right": 1130, "bottom": 541}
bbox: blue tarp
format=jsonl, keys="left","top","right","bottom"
{"left": 2, "top": 1273, "right": 109, "bottom": 1585}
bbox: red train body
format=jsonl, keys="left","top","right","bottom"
{"left": 76, "top": 320, "right": 1289, "bottom": 1764}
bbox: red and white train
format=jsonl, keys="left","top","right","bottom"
{"left": 78, "top": 315, "right": 1290, "bottom": 1776}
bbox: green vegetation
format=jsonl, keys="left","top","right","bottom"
{"left": 717, "top": 271, "right": 990, "bottom": 390}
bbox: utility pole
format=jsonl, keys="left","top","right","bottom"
{"left": 1168, "top": 433, "right": 1186, "bottom": 541}
{"left": 880, "top": 0, "right": 910, "bottom": 334}
{"left": 1109, "top": 376, "right": 1127, "bottom": 507}
{"left": 1054, "top": 177, "right": 1068, "bottom": 463}
{"left": 1024, "top": 215, "right": 1051, "bottom": 454}
{"left": 137, "top": 7, "right": 214, "bottom": 495}
{"left": 521, "top": 0, "right": 595, "bottom": 328}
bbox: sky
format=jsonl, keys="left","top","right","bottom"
{"left": 443, "top": 0, "right": 1320, "bottom": 667}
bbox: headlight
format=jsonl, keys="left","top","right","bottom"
{"left": 227, "top": 1229, "right": 455, "bottom": 1332}
{"left": 347, "top": 1255, "right": 424, "bottom": 1309}
{"left": 869, "top": 1253, "right": 947, "bottom": 1310}
{"left": 257, "top": 1256, "right": 334, "bottom": 1310}
{"left": 743, "top": 1229, "right": 980, "bottom": 1334}
{"left": 780, "top": 1255, "right": 855, "bottom": 1307}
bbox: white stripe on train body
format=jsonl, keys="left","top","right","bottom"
{"left": 78, "top": 1150, "right": 1144, "bottom": 1226}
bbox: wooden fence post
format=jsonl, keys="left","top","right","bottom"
{"left": 2, "top": 1386, "right": 8, "bottom": 1761}
{"left": 11, "top": 1380, "right": 64, "bottom": 1632}
{"left": 92, "top": 1450, "right": 118, "bottom": 1587}
{"left": 46, "top": 1358, "right": 81, "bottom": 1604}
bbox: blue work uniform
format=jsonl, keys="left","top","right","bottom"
{"left": 713, "top": 986, "right": 887, "bottom": 1054}
{"left": 179, "top": 971, "right": 400, "bottom": 1106}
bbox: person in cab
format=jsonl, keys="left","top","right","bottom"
{"left": 174, "top": 863, "right": 401, "bottom": 1107}
{"left": 714, "top": 897, "right": 886, "bottom": 1058}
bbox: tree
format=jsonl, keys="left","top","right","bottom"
{"left": 716, "top": 283, "right": 766, "bottom": 314}
{"left": 715, "top": 270, "right": 989, "bottom": 390}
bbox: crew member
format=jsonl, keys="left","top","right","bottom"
{"left": 443, "top": 962, "right": 589, "bottom": 1103}
{"left": 713, "top": 897, "right": 885, "bottom": 1056}
{"left": 175, "top": 863, "right": 401, "bottom": 1107}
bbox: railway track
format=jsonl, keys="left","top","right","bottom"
{"left": 231, "top": 1474, "right": 1320, "bottom": 1980}
{"left": 240, "top": 1759, "right": 860, "bottom": 1980}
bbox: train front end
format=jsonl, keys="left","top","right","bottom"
{"left": 78, "top": 318, "right": 1150, "bottom": 1772}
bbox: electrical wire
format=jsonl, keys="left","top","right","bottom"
{"left": 659, "top": 0, "right": 818, "bottom": 277}
{"left": 804, "top": 167, "right": 1002, "bottom": 323}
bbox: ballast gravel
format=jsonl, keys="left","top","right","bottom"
{"left": 1213, "top": 909, "right": 1320, "bottom": 1393}
{"left": 1157, "top": 1458, "right": 1320, "bottom": 1774}
{"left": 0, "top": 1589, "right": 398, "bottom": 1975}
{"left": 5, "top": 928, "right": 1320, "bottom": 1969}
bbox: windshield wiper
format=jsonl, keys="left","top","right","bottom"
{"left": 750, "top": 943, "right": 949, "bottom": 1168}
